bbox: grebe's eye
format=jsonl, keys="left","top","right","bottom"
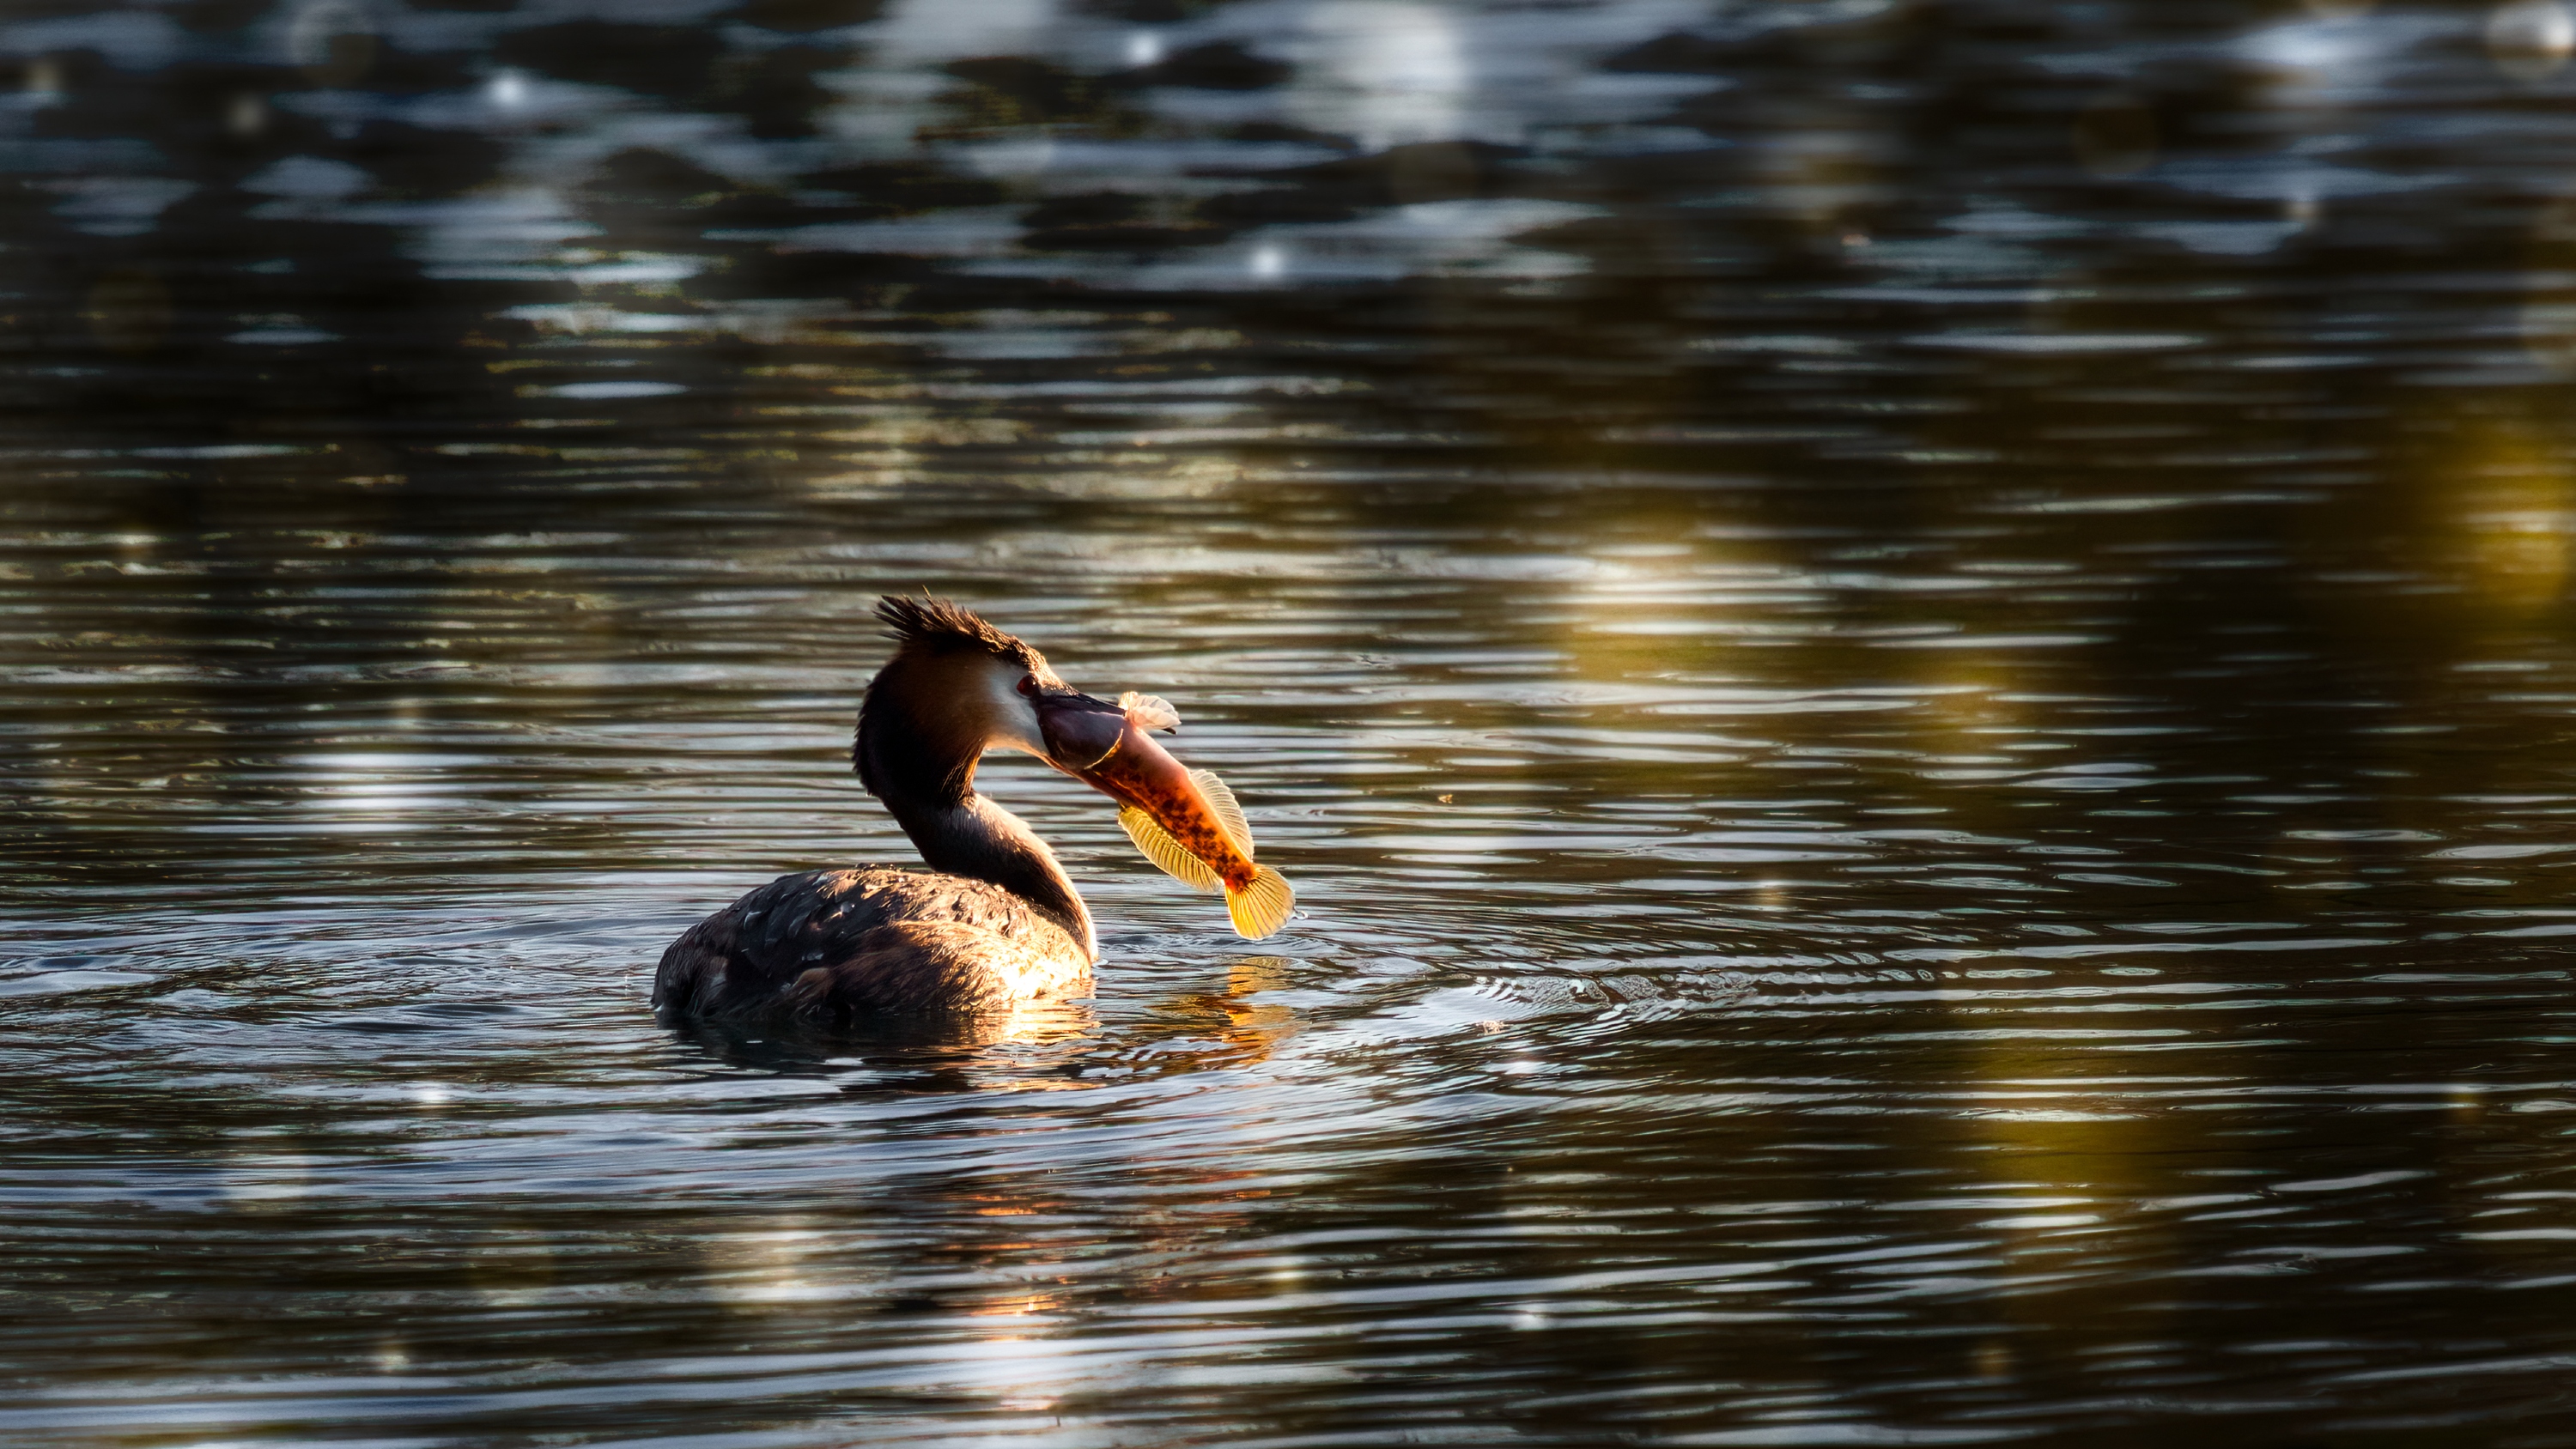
{"left": 1017, "top": 674, "right": 1038, "bottom": 697}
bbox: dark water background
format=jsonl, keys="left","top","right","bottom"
{"left": 13, "top": 0, "right": 2576, "bottom": 1443}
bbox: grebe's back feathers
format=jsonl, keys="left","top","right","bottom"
{"left": 654, "top": 866, "right": 1090, "bottom": 1020}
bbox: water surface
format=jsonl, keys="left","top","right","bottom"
{"left": 11, "top": 2, "right": 2576, "bottom": 1444}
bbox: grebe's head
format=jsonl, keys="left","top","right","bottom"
{"left": 860, "top": 595, "right": 1291, "bottom": 938}
{"left": 859, "top": 594, "right": 1177, "bottom": 790}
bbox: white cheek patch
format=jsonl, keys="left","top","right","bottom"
{"left": 975, "top": 660, "right": 1047, "bottom": 755}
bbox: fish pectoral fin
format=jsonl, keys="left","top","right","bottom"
{"left": 1119, "top": 805, "right": 1224, "bottom": 892}
{"left": 1225, "top": 865, "right": 1296, "bottom": 941}
{"left": 1118, "top": 692, "right": 1181, "bottom": 733}
{"left": 1189, "top": 768, "right": 1255, "bottom": 857}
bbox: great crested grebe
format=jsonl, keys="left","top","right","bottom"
{"left": 654, "top": 596, "right": 1293, "bottom": 1020}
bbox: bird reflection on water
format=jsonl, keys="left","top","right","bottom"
{"left": 673, "top": 955, "right": 1300, "bottom": 1088}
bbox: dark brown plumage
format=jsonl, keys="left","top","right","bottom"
{"left": 655, "top": 597, "right": 1106, "bottom": 1022}
{"left": 654, "top": 867, "right": 1091, "bottom": 1018}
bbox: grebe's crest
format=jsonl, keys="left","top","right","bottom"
{"left": 875, "top": 595, "right": 1055, "bottom": 681}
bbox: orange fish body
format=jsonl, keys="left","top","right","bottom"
{"left": 1054, "top": 701, "right": 1294, "bottom": 938}
{"left": 1086, "top": 722, "right": 1255, "bottom": 888}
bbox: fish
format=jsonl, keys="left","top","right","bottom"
{"left": 1062, "top": 690, "right": 1295, "bottom": 939}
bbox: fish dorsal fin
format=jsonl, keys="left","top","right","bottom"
{"left": 1119, "top": 804, "right": 1223, "bottom": 892}
{"left": 1190, "top": 768, "right": 1254, "bottom": 858}
{"left": 1118, "top": 692, "right": 1181, "bottom": 733}
{"left": 1226, "top": 865, "right": 1296, "bottom": 940}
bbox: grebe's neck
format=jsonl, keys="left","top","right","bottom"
{"left": 856, "top": 660, "right": 1097, "bottom": 961}
{"left": 890, "top": 793, "right": 1095, "bottom": 961}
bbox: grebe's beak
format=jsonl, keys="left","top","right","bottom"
{"left": 1031, "top": 688, "right": 1295, "bottom": 939}
{"left": 1033, "top": 690, "right": 1185, "bottom": 813}
{"left": 1032, "top": 689, "right": 1133, "bottom": 777}
{"left": 1036, "top": 689, "right": 1201, "bottom": 824}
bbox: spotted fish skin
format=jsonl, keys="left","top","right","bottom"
{"left": 1082, "top": 720, "right": 1257, "bottom": 889}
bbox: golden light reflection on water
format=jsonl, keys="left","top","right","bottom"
{"left": 1094, "top": 954, "right": 1304, "bottom": 1075}
{"left": 1952, "top": 1050, "right": 2196, "bottom": 1317}
{"left": 705, "top": 1218, "right": 835, "bottom": 1307}
{"left": 2431, "top": 415, "right": 2575, "bottom": 619}
{"left": 1897, "top": 654, "right": 2033, "bottom": 836}
{"left": 1556, "top": 507, "right": 1780, "bottom": 688}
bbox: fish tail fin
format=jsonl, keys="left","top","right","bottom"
{"left": 1224, "top": 865, "right": 1296, "bottom": 940}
